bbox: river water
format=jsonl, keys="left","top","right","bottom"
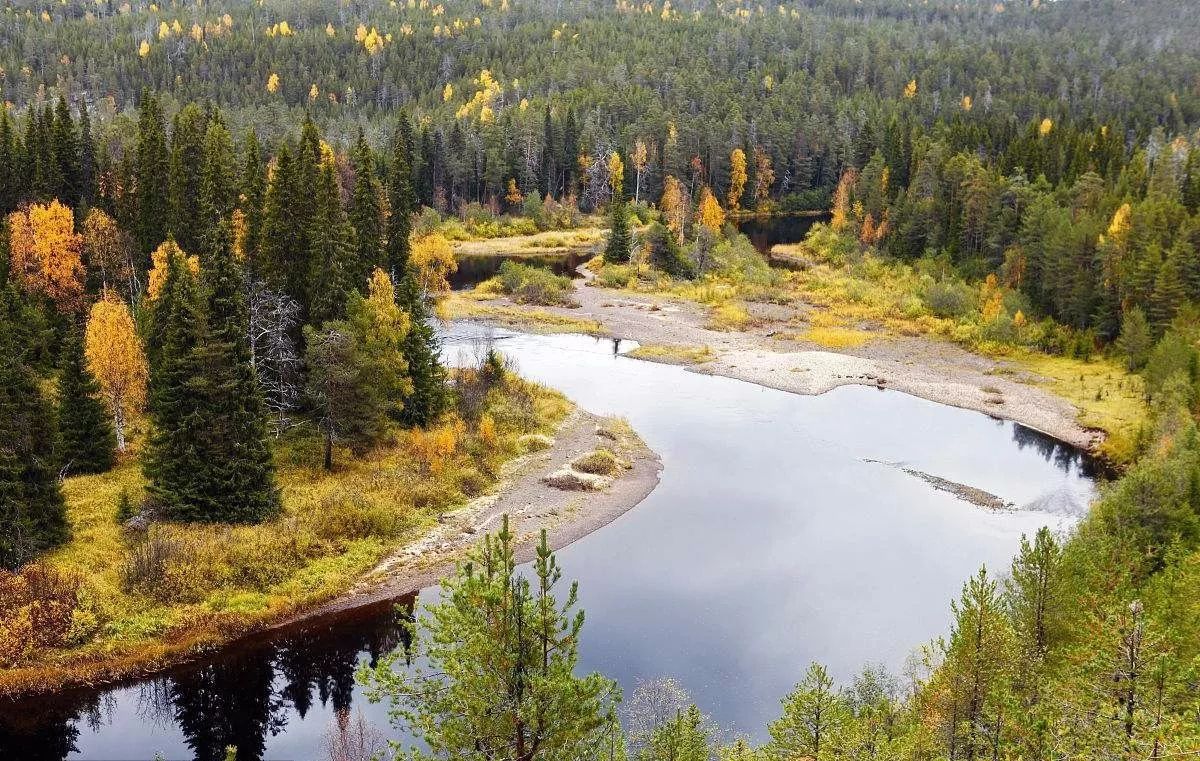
{"left": 1, "top": 326, "right": 1096, "bottom": 760}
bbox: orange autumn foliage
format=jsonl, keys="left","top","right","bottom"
{"left": 7, "top": 200, "right": 85, "bottom": 312}
{"left": 146, "top": 240, "right": 199, "bottom": 300}
{"left": 85, "top": 295, "right": 148, "bottom": 452}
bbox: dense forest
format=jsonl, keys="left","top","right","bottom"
{"left": 2, "top": 0, "right": 1200, "bottom": 759}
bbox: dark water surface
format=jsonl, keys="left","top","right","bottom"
{"left": 449, "top": 250, "right": 594, "bottom": 290}
{"left": 449, "top": 213, "right": 823, "bottom": 291}
{"left": 2, "top": 326, "right": 1096, "bottom": 760}
{"left": 734, "top": 213, "right": 827, "bottom": 254}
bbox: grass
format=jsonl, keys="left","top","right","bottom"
{"left": 801, "top": 326, "right": 872, "bottom": 349}
{"left": 707, "top": 301, "right": 752, "bottom": 331}
{"left": 627, "top": 343, "right": 715, "bottom": 365}
{"left": 444, "top": 292, "right": 605, "bottom": 335}
{"left": 572, "top": 449, "right": 622, "bottom": 476}
{"left": 0, "top": 375, "right": 571, "bottom": 696}
{"left": 1011, "top": 350, "right": 1144, "bottom": 461}
{"left": 452, "top": 227, "right": 604, "bottom": 257}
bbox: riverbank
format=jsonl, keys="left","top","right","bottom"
{"left": 447, "top": 270, "right": 1114, "bottom": 453}
{"left": 0, "top": 377, "right": 659, "bottom": 699}
{"left": 286, "top": 408, "right": 660, "bottom": 623}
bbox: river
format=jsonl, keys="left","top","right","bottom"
{"left": 0, "top": 325, "right": 1096, "bottom": 760}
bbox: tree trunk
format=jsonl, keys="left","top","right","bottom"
{"left": 324, "top": 431, "right": 333, "bottom": 471}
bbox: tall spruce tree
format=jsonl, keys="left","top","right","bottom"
{"left": 78, "top": 101, "right": 97, "bottom": 209}
{"left": 198, "top": 113, "right": 237, "bottom": 255}
{"left": 349, "top": 131, "right": 384, "bottom": 287}
{"left": 144, "top": 247, "right": 204, "bottom": 513}
{"left": 186, "top": 222, "right": 280, "bottom": 522}
{"left": 386, "top": 120, "right": 447, "bottom": 427}
{"left": 52, "top": 96, "right": 78, "bottom": 206}
{"left": 306, "top": 161, "right": 354, "bottom": 326}
{"left": 605, "top": 187, "right": 633, "bottom": 264}
{"left": 0, "top": 312, "right": 69, "bottom": 570}
{"left": 57, "top": 329, "right": 117, "bottom": 475}
{"left": 134, "top": 91, "right": 171, "bottom": 264}
{"left": 168, "top": 104, "right": 209, "bottom": 255}
{"left": 240, "top": 130, "right": 266, "bottom": 270}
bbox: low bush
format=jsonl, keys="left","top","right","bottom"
{"left": 573, "top": 449, "right": 622, "bottom": 476}
{"left": 0, "top": 564, "right": 80, "bottom": 667}
{"left": 485, "top": 261, "right": 577, "bottom": 306}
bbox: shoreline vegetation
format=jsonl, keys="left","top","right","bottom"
{"left": 0, "top": 376, "right": 659, "bottom": 699}
{"left": 450, "top": 231, "right": 1128, "bottom": 457}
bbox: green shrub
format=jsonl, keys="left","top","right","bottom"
{"left": 924, "top": 280, "right": 976, "bottom": 318}
{"left": 488, "top": 261, "right": 576, "bottom": 306}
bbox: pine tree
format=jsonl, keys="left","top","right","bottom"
{"left": 349, "top": 131, "right": 384, "bottom": 287}
{"left": 605, "top": 188, "right": 633, "bottom": 264}
{"left": 0, "top": 110, "right": 18, "bottom": 213}
{"left": 387, "top": 120, "right": 448, "bottom": 427}
{"left": 306, "top": 162, "right": 354, "bottom": 326}
{"left": 144, "top": 245, "right": 204, "bottom": 511}
{"left": 0, "top": 314, "right": 68, "bottom": 570}
{"left": 51, "top": 95, "right": 79, "bottom": 206}
{"left": 385, "top": 121, "right": 417, "bottom": 281}
{"left": 198, "top": 113, "right": 237, "bottom": 255}
{"left": 179, "top": 223, "right": 280, "bottom": 523}
{"left": 134, "top": 91, "right": 171, "bottom": 264}
{"left": 168, "top": 103, "right": 209, "bottom": 255}
{"left": 56, "top": 328, "right": 117, "bottom": 475}
{"left": 240, "top": 130, "right": 266, "bottom": 268}
{"left": 78, "top": 101, "right": 96, "bottom": 209}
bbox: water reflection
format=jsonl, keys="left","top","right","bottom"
{"left": 1, "top": 598, "right": 414, "bottom": 761}
{"left": 2, "top": 328, "right": 1097, "bottom": 758}
{"left": 450, "top": 251, "right": 594, "bottom": 290}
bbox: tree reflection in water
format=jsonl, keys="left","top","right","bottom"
{"left": 0, "top": 594, "right": 415, "bottom": 761}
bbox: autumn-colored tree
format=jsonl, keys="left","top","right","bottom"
{"left": 411, "top": 233, "right": 458, "bottom": 298}
{"left": 631, "top": 140, "right": 648, "bottom": 204}
{"left": 504, "top": 178, "right": 524, "bottom": 209}
{"left": 830, "top": 168, "right": 858, "bottom": 233}
{"left": 608, "top": 151, "right": 625, "bottom": 199}
{"left": 752, "top": 146, "right": 775, "bottom": 208}
{"left": 305, "top": 269, "right": 412, "bottom": 469}
{"left": 727, "top": 148, "right": 747, "bottom": 210}
{"left": 660, "top": 175, "right": 689, "bottom": 243}
{"left": 85, "top": 296, "right": 148, "bottom": 452}
{"left": 82, "top": 207, "right": 135, "bottom": 300}
{"left": 146, "top": 240, "right": 198, "bottom": 301}
{"left": 7, "top": 200, "right": 85, "bottom": 312}
{"left": 696, "top": 186, "right": 725, "bottom": 234}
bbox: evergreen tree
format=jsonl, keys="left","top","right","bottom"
{"left": 386, "top": 120, "right": 448, "bottom": 427}
{"left": 78, "top": 101, "right": 96, "bottom": 209}
{"left": 362, "top": 519, "right": 620, "bottom": 761}
{"left": 56, "top": 328, "right": 117, "bottom": 475}
{"left": 0, "top": 110, "right": 18, "bottom": 213}
{"left": 605, "top": 190, "right": 633, "bottom": 264}
{"left": 306, "top": 162, "right": 354, "bottom": 326}
{"left": 0, "top": 314, "right": 68, "bottom": 570}
{"left": 135, "top": 91, "right": 171, "bottom": 264}
{"left": 51, "top": 95, "right": 78, "bottom": 206}
{"left": 181, "top": 223, "right": 280, "bottom": 523}
{"left": 240, "top": 130, "right": 266, "bottom": 269}
{"left": 168, "top": 104, "right": 209, "bottom": 255}
{"left": 144, "top": 246, "right": 204, "bottom": 511}
{"left": 349, "top": 131, "right": 384, "bottom": 287}
{"left": 198, "top": 113, "right": 237, "bottom": 255}
{"left": 385, "top": 121, "right": 417, "bottom": 282}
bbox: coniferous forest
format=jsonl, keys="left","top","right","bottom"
{"left": 2, "top": 0, "right": 1200, "bottom": 759}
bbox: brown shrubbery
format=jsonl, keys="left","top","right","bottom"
{"left": 0, "top": 564, "right": 81, "bottom": 667}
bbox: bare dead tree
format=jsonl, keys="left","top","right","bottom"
{"left": 248, "top": 278, "right": 302, "bottom": 436}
